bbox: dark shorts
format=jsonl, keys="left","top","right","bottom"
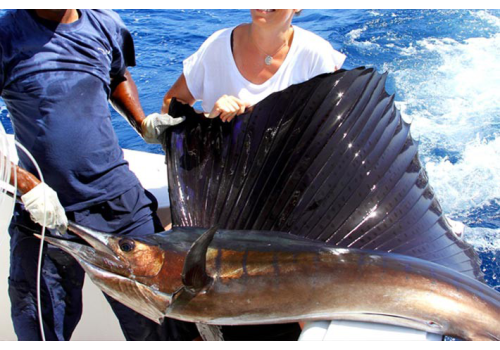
{"left": 8, "top": 184, "right": 198, "bottom": 341}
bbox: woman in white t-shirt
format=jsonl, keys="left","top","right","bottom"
{"left": 161, "top": 9, "right": 346, "bottom": 122}
{"left": 159, "top": 10, "right": 346, "bottom": 340}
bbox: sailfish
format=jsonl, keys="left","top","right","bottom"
{"left": 41, "top": 68, "right": 499, "bottom": 340}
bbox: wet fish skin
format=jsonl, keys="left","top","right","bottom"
{"left": 41, "top": 223, "right": 500, "bottom": 341}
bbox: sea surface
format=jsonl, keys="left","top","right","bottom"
{"left": 1, "top": 8, "right": 499, "bottom": 308}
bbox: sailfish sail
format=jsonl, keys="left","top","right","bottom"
{"left": 162, "top": 67, "right": 483, "bottom": 281}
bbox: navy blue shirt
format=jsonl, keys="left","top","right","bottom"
{"left": 0, "top": 10, "right": 140, "bottom": 211}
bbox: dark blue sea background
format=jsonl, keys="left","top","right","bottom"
{"left": 1, "top": 8, "right": 499, "bottom": 317}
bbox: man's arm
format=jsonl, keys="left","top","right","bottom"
{"left": 109, "top": 69, "right": 146, "bottom": 135}
{"left": 6, "top": 159, "right": 67, "bottom": 233}
{"left": 109, "top": 69, "right": 184, "bottom": 144}
{"left": 10, "top": 162, "right": 40, "bottom": 196}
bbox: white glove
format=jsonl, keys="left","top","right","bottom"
{"left": 21, "top": 182, "right": 68, "bottom": 235}
{"left": 141, "top": 113, "right": 185, "bottom": 144}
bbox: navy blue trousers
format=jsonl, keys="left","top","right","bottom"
{"left": 8, "top": 184, "right": 198, "bottom": 341}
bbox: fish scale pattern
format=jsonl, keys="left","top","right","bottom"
{"left": 163, "top": 67, "right": 483, "bottom": 281}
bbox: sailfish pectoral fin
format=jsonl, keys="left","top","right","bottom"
{"left": 182, "top": 225, "right": 219, "bottom": 294}
{"left": 171, "top": 226, "right": 219, "bottom": 309}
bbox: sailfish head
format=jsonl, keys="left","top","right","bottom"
{"left": 38, "top": 222, "right": 183, "bottom": 323}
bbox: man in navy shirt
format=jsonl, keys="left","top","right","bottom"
{"left": 0, "top": 9, "right": 194, "bottom": 340}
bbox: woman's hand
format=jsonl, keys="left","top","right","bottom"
{"left": 208, "top": 95, "right": 250, "bottom": 122}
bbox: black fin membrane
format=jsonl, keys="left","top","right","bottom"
{"left": 163, "top": 68, "right": 483, "bottom": 281}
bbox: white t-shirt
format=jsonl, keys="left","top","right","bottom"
{"left": 183, "top": 25, "right": 346, "bottom": 112}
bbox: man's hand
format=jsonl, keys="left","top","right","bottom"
{"left": 141, "top": 113, "right": 185, "bottom": 144}
{"left": 21, "top": 183, "right": 68, "bottom": 235}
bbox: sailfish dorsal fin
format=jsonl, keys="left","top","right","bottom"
{"left": 165, "top": 68, "right": 483, "bottom": 282}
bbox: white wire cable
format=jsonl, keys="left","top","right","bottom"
{"left": 0, "top": 124, "right": 15, "bottom": 222}
{"left": 13, "top": 140, "right": 48, "bottom": 341}
{"left": 0, "top": 124, "right": 16, "bottom": 259}
{"left": 0, "top": 124, "right": 48, "bottom": 341}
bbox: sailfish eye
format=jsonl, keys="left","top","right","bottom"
{"left": 119, "top": 239, "right": 136, "bottom": 253}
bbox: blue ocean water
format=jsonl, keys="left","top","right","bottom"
{"left": 1, "top": 9, "right": 498, "bottom": 293}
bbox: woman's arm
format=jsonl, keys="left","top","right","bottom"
{"left": 162, "top": 74, "right": 248, "bottom": 122}
{"left": 161, "top": 73, "right": 196, "bottom": 114}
